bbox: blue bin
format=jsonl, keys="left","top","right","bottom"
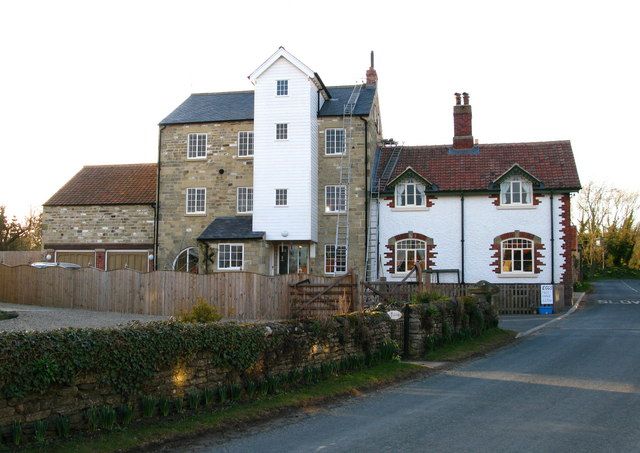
{"left": 538, "top": 306, "right": 553, "bottom": 315}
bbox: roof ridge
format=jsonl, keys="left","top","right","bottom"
{"left": 82, "top": 163, "right": 156, "bottom": 168}
{"left": 387, "top": 140, "right": 571, "bottom": 150}
{"left": 190, "top": 90, "right": 254, "bottom": 96}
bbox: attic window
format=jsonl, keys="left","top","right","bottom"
{"left": 501, "top": 178, "right": 532, "bottom": 205}
{"left": 276, "top": 80, "right": 288, "bottom": 96}
{"left": 395, "top": 179, "right": 425, "bottom": 208}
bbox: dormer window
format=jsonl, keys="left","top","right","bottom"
{"left": 501, "top": 178, "right": 532, "bottom": 205}
{"left": 276, "top": 80, "right": 288, "bottom": 96}
{"left": 395, "top": 179, "right": 425, "bottom": 208}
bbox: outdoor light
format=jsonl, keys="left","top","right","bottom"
{"left": 148, "top": 254, "right": 154, "bottom": 261}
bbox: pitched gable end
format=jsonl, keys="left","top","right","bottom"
{"left": 385, "top": 166, "right": 437, "bottom": 192}
{"left": 491, "top": 164, "right": 543, "bottom": 189}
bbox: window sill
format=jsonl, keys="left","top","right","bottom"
{"left": 185, "top": 213, "right": 207, "bottom": 217}
{"left": 497, "top": 273, "right": 538, "bottom": 278}
{"left": 274, "top": 205, "right": 289, "bottom": 208}
{"left": 324, "top": 211, "right": 347, "bottom": 216}
{"left": 496, "top": 205, "right": 535, "bottom": 210}
{"left": 186, "top": 157, "right": 207, "bottom": 161}
{"left": 217, "top": 267, "right": 243, "bottom": 272}
{"left": 236, "top": 155, "right": 254, "bottom": 160}
{"left": 236, "top": 212, "right": 253, "bottom": 216}
{"left": 391, "top": 207, "right": 428, "bottom": 212}
{"left": 324, "top": 153, "right": 345, "bottom": 158}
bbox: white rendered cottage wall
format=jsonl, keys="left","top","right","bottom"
{"left": 253, "top": 57, "right": 318, "bottom": 242}
{"left": 377, "top": 194, "right": 567, "bottom": 284}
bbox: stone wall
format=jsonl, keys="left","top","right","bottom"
{"left": 42, "top": 205, "right": 155, "bottom": 247}
{"left": 0, "top": 316, "right": 393, "bottom": 440}
{"left": 157, "top": 121, "right": 255, "bottom": 270}
{"left": 200, "top": 239, "right": 271, "bottom": 275}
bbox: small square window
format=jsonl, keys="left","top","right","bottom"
{"left": 238, "top": 131, "right": 254, "bottom": 157}
{"left": 186, "top": 188, "right": 206, "bottom": 214}
{"left": 276, "top": 123, "right": 288, "bottom": 140}
{"left": 275, "top": 189, "right": 288, "bottom": 206}
{"left": 276, "top": 80, "right": 288, "bottom": 96}
{"left": 187, "top": 133, "right": 207, "bottom": 159}
{"left": 237, "top": 187, "right": 253, "bottom": 213}
{"left": 218, "top": 243, "right": 243, "bottom": 270}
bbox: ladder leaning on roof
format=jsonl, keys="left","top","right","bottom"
{"left": 364, "top": 143, "right": 402, "bottom": 281}
{"left": 333, "top": 83, "right": 362, "bottom": 276}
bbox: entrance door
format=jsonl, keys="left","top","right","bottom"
{"left": 278, "top": 245, "right": 289, "bottom": 274}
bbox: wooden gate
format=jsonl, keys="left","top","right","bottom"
{"left": 289, "top": 272, "right": 358, "bottom": 319}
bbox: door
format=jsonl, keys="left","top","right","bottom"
{"left": 278, "top": 245, "right": 289, "bottom": 274}
{"left": 106, "top": 252, "right": 149, "bottom": 272}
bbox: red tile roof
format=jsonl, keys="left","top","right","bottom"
{"left": 44, "top": 164, "right": 157, "bottom": 206}
{"left": 377, "top": 141, "right": 580, "bottom": 192}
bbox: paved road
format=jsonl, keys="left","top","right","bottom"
{"left": 173, "top": 280, "right": 640, "bottom": 452}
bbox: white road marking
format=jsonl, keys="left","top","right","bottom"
{"left": 517, "top": 292, "right": 585, "bottom": 338}
{"left": 621, "top": 281, "right": 639, "bottom": 293}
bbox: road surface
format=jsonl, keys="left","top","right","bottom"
{"left": 170, "top": 280, "right": 640, "bottom": 452}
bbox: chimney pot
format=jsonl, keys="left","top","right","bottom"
{"left": 455, "top": 93, "right": 461, "bottom": 105}
{"left": 463, "top": 92, "right": 469, "bottom": 105}
{"left": 366, "top": 50, "right": 378, "bottom": 85}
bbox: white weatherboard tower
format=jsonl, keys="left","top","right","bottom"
{"left": 249, "top": 48, "right": 329, "bottom": 244}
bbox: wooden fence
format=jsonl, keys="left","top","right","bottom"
{"left": 0, "top": 265, "right": 336, "bottom": 320}
{"left": 289, "top": 272, "right": 358, "bottom": 319}
{"left": 0, "top": 251, "right": 45, "bottom": 266}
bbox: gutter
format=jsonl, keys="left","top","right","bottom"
{"left": 460, "top": 193, "right": 465, "bottom": 284}
{"left": 550, "top": 192, "right": 555, "bottom": 284}
{"left": 154, "top": 125, "right": 165, "bottom": 271}
{"left": 359, "top": 116, "right": 369, "bottom": 273}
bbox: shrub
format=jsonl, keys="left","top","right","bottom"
{"left": 187, "top": 390, "right": 200, "bottom": 410}
{"left": 33, "top": 419, "right": 47, "bottom": 444}
{"left": 412, "top": 291, "right": 450, "bottom": 305}
{"left": 203, "top": 388, "right": 215, "bottom": 407}
{"left": 98, "top": 406, "right": 116, "bottom": 431}
{"left": 119, "top": 403, "right": 134, "bottom": 426}
{"left": 230, "top": 383, "right": 242, "bottom": 400}
{"left": 173, "top": 397, "right": 184, "bottom": 414}
{"left": 217, "top": 385, "right": 228, "bottom": 403}
{"left": 54, "top": 414, "right": 71, "bottom": 439}
{"left": 11, "top": 420, "right": 22, "bottom": 446}
{"left": 141, "top": 395, "right": 157, "bottom": 418}
{"left": 86, "top": 406, "right": 100, "bottom": 431}
{"left": 179, "top": 298, "right": 222, "bottom": 323}
{"left": 158, "top": 397, "right": 171, "bottom": 417}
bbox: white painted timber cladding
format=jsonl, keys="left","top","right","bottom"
{"left": 377, "top": 194, "right": 567, "bottom": 284}
{"left": 252, "top": 57, "right": 319, "bottom": 241}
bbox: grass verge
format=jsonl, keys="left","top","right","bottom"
{"left": 425, "top": 328, "right": 517, "bottom": 362}
{"left": 21, "top": 361, "right": 424, "bottom": 453}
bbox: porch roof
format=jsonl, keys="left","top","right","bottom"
{"left": 197, "top": 216, "right": 265, "bottom": 241}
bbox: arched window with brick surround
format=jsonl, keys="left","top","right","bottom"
{"left": 491, "top": 232, "right": 545, "bottom": 275}
{"left": 385, "top": 232, "right": 436, "bottom": 275}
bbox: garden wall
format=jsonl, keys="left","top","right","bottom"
{"left": 0, "top": 314, "right": 393, "bottom": 442}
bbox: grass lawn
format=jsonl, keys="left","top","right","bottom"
{"left": 20, "top": 361, "right": 424, "bottom": 453}
{"left": 425, "top": 328, "right": 517, "bottom": 362}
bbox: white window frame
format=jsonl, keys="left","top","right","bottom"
{"left": 325, "top": 128, "right": 346, "bottom": 155}
{"left": 500, "top": 178, "right": 533, "bottom": 206}
{"left": 395, "top": 239, "right": 426, "bottom": 274}
{"left": 187, "top": 133, "right": 207, "bottom": 159}
{"left": 237, "top": 187, "right": 253, "bottom": 214}
{"left": 172, "top": 247, "right": 199, "bottom": 273}
{"left": 324, "top": 244, "right": 347, "bottom": 275}
{"left": 395, "top": 179, "right": 425, "bottom": 208}
{"left": 218, "top": 243, "right": 244, "bottom": 270}
{"left": 276, "top": 80, "right": 289, "bottom": 96}
{"left": 501, "top": 238, "right": 534, "bottom": 274}
{"left": 324, "top": 185, "right": 347, "bottom": 213}
{"left": 237, "top": 131, "right": 254, "bottom": 157}
{"left": 186, "top": 188, "right": 206, "bottom": 214}
{"left": 275, "top": 188, "right": 288, "bottom": 206}
{"left": 276, "top": 123, "right": 288, "bottom": 140}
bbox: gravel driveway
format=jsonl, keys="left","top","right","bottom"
{"left": 0, "top": 301, "right": 169, "bottom": 332}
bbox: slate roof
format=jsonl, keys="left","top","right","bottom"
{"left": 376, "top": 141, "right": 581, "bottom": 192}
{"left": 198, "top": 216, "right": 265, "bottom": 241}
{"left": 159, "top": 85, "right": 376, "bottom": 125}
{"left": 44, "top": 164, "right": 157, "bottom": 206}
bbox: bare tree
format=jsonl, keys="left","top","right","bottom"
{"left": 0, "top": 206, "right": 42, "bottom": 251}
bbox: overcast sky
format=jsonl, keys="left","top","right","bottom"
{"left": 1, "top": 0, "right": 638, "bottom": 219}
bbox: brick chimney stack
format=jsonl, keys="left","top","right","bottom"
{"left": 453, "top": 92, "right": 473, "bottom": 149}
{"left": 366, "top": 51, "right": 378, "bottom": 85}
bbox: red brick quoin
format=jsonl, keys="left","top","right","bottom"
{"left": 490, "top": 231, "right": 545, "bottom": 274}
{"left": 384, "top": 195, "right": 437, "bottom": 209}
{"left": 559, "top": 194, "right": 575, "bottom": 303}
{"left": 384, "top": 232, "right": 436, "bottom": 275}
